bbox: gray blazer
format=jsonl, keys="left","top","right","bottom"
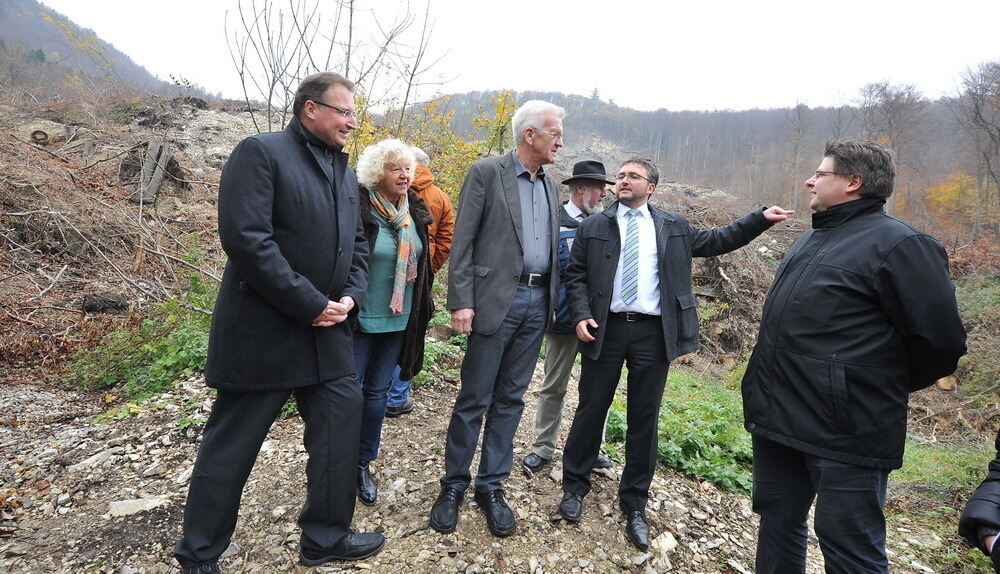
{"left": 565, "top": 202, "right": 772, "bottom": 362}
{"left": 446, "top": 151, "right": 561, "bottom": 335}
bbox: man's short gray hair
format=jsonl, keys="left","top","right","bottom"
{"left": 512, "top": 100, "right": 565, "bottom": 146}
{"left": 410, "top": 146, "right": 430, "bottom": 165}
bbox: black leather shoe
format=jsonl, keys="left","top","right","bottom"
{"left": 385, "top": 397, "right": 414, "bottom": 418}
{"left": 357, "top": 461, "right": 377, "bottom": 506}
{"left": 299, "top": 531, "right": 385, "bottom": 565}
{"left": 622, "top": 509, "right": 650, "bottom": 550}
{"left": 592, "top": 453, "right": 614, "bottom": 469}
{"left": 474, "top": 489, "right": 516, "bottom": 537}
{"left": 429, "top": 485, "right": 464, "bottom": 533}
{"left": 558, "top": 492, "right": 583, "bottom": 522}
{"left": 522, "top": 452, "right": 550, "bottom": 473}
{"left": 181, "top": 563, "right": 222, "bottom": 574}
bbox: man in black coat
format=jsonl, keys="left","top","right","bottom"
{"left": 558, "top": 157, "right": 792, "bottom": 550}
{"left": 959, "top": 429, "right": 1000, "bottom": 572}
{"left": 742, "top": 141, "right": 967, "bottom": 574}
{"left": 173, "top": 72, "right": 383, "bottom": 574}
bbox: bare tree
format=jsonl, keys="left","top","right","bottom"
{"left": 949, "top": 61, "right": 1000, "bottom": 232}
{"left": 855, "top": 82, "right": 928, "bottom": 161}
{"left": 226, "top": 0, "right": 438, "bottom": 134}
{"left": 785, "top": 103, "right": 809, "bottom": 210}
{"left": 855, "top": 82, "right": 929, "bottom": 214}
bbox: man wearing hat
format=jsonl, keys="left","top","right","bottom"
{"left": 523, "top": 160, "right": 613, "bottom": 474}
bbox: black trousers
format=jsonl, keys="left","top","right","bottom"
{"left": 752, "top": 436, "right": 890, "bottom": 574}
{"left": 562, "top": 314, "right": 669, "bottom": 512}
{"left": 173, "top": 376, "right": 361, "bottom": 567}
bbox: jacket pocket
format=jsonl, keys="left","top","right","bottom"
{"left": 473, "top": 265, "right": 490, "bottom": 277}
{"left": 676, "top": 291, "right": 698, "bottom": 345}
{"left": 827, "top": 360, "right": 856, "bottom": 434}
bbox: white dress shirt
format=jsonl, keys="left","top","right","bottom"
{"left": 610, "top": 203, "right": 660, "bottom": 315}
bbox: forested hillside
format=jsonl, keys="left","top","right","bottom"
{"left": 0, "top": 0, "right": 186, "bottom": 98}
{"left": 443, "top": 77, "right": 999, "bottom": 240}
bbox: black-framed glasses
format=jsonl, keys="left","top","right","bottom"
{"left": 312, "top": 100, "right": 356, "bottom": 119}
{"left": 813, "top": 170, "right": 846, "bottom": 179}
{"left": 616, "top": 172, "right": 652, "bottom": 183}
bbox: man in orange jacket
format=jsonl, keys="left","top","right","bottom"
{"left": 385, "top": 146, "right": 455, "bottom": 416}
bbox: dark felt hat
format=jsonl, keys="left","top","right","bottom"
{"left": 562, "top": 160, "right": 614, "bottom": 185}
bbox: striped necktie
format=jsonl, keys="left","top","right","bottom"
{"left": 621, "top": 209, "right": 640, "bottom": 305}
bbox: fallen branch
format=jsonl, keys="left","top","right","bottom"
{"left": 26, "top": 264, "right": 68, "bottom": 302}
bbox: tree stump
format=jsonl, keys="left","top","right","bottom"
{"left": 131, "top": 141, "right": 172, "bottom": 205}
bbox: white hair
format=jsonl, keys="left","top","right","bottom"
{"left": 410, "top": 146, "right": 430, "bottom": 165}
{"left": 511, "top": 100, "right": 565, "bottom": 146}
{"left": 356, "top": 139, "right": 415, "bottom": 190}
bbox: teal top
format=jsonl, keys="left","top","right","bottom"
{"left": 358, "top": 213, "right": 423, "bottom": 333}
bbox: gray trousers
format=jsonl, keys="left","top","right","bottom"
{"left": 531, "top": 332, "right": 608, "bottom": 459}
{"left": 441, "top": 284, "right": 548, "bottom": 492}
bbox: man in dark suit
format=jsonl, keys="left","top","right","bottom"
{"left": 429, "top": 100, "right": 564, "bottom": 538}
{"left": 522, "top": 160, "right": 614, "bottom": 474}
{"left": 173, "top": 72, "right": 383, "bottom": 574}
{"left": 558, "top": 157, "right": 792, "bottom": 550}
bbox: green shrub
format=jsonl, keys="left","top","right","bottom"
{"left": 954, "top": 274, "right": 1000, "bottom": 399}
{"left": 606, "top": 369, "right": 752, "bottom": 494}
{"left": 67, "top": 272, "right": 215, "bottom": 399}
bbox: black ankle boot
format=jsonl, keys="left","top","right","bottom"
{"left": 357, "top": 461, "right": 377, "bottom": 506}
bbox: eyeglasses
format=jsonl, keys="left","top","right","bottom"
{"left": 812, "top": 170, "right": 846, "bottom": 179}
{"left": 533, "top": 129, "right": 564, "bottom": 141}
{"left": 616, "top": 172, "right": 652, "bottom": 183}
{"left": 312, "top": 100, "right": 356, "bottom": 118}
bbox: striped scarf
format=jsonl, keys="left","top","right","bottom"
{"left": 368, "top": 189, "right": 417, "bottom": 314}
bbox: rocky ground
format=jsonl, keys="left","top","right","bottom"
{"left": 0, "top": 353, "right": 954, "bottom": 574}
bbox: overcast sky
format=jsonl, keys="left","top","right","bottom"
{"left": 37, "top": 0, "right": 1000, "bottom": 112}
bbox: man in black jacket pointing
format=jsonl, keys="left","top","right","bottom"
{"left": 742, "top": 141, "right": 967, "bottom": 574}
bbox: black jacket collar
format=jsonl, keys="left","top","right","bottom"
{"left": 812, "top": 197, "right": 885, "bottom": 229}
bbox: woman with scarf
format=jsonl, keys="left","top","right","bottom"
{"left": 352, "top": 139, "right": 434, "bottom": 506}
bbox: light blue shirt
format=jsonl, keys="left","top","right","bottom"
{"left": 512, "top": 152, "right": 551, "bottom": 274}
{"left": 610, "top": 203, "right": 660, "bottom": 315}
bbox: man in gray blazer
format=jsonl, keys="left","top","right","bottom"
{"left": 430, "top": 100, "right": 564, "bottom": 538}
{"left": 557, "top": 157, "right": 792, "bottom": 550}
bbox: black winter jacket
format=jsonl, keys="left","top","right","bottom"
{"left": 959, "top": 430, "right": 1000, "bottom": 572}
{"left": 742, "top": 198, "right": 966, "bottom": 469}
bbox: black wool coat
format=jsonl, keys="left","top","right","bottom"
{"left": 205, "top": 116, "right": 369, "bottom": 392}
{"left": 565, "top": 201, "right": 773, "bottom": 362}
{"left": 358, "top": 188, "right": 435, "bottom": 381}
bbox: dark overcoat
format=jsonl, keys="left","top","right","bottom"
{"left": 205, "top": 115, "right": 369, "bottom": 392}
{"left": 565, "top": 202, "right": 772, "bottom": 362}
{"left": 358, "top": 188, "right": 435, "bottom": 380}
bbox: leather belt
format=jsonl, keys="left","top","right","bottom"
{"left": 518, "top": 272, "right": 549, "bottom": 288}
{"left": 609, "top": 311, "right": 658, "bottom": 322}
